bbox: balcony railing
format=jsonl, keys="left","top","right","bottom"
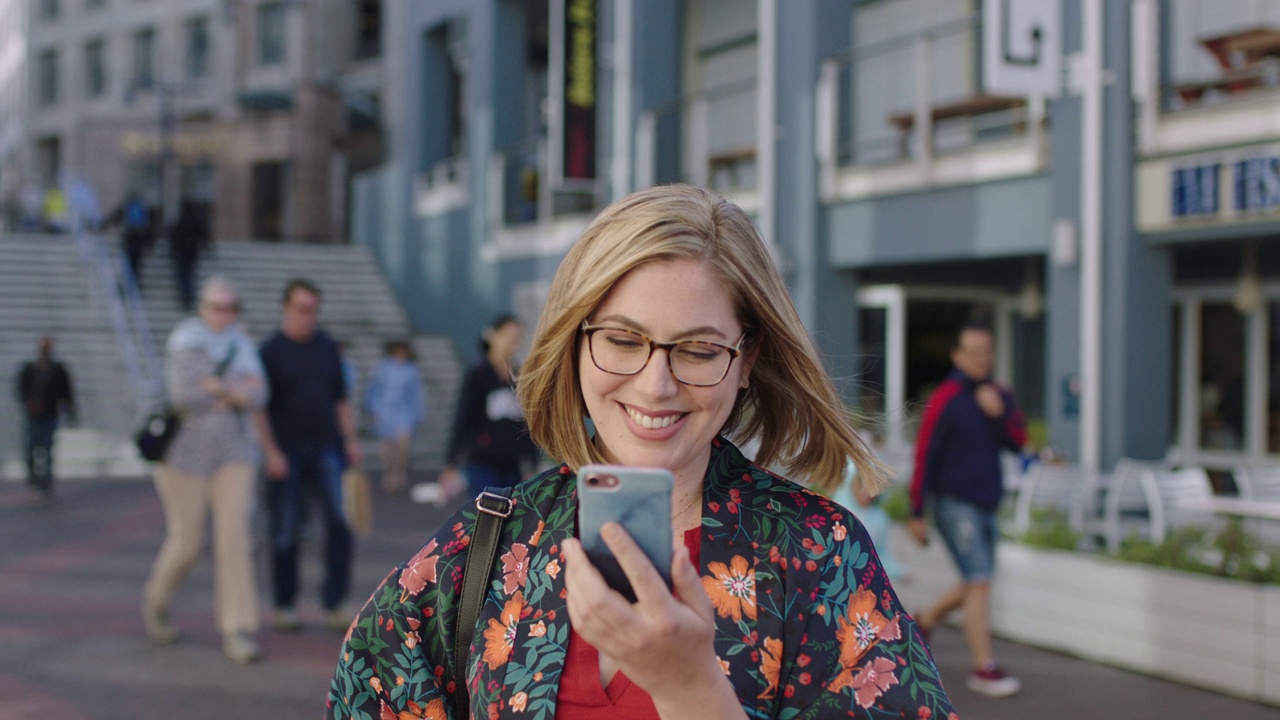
{"left": 487, "top": 136, "right": 598, "bottom": 229}
{"left": 816, "top": 16, "right": 1047, "bottom": 199}
{"left": 636, "top": 78, "right": 758, "bottom": 195}
{"left": 1161, "top": 17, "right": 1280, "bottom": 112}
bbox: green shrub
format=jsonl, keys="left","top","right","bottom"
{"left": 1016, "top": 508, "right": 1080, "bottom": 550}
{"left": 880, "top": 483, "right": 912, "bottom": 524}
{"left": 1113, "top": 520, "right": 1280, "bottom": 584}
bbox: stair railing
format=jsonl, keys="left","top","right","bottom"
{"left": 72, "top": 226, "right": 165, "bottom": 424}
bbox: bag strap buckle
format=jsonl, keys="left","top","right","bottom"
{"left": 476, "top": 491, "right": 514, "bottom": 518}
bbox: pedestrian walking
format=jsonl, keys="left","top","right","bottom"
{"left": 170, "top": 199, "right": 209, "bottom": 311}
{"left": 434, "top": 315, "right": 539, "bottom": 502}
{"left": 326, "top": 184, "right": 955, "bottom": 719}
{"left": 908, "top": 322, "right": 1027, "bottom": 697}
{"left": 113, "top": 193, "right": 154, "bottom": 289}
{"left": 141, "top": 277, "right": 267, "bottom": 664}
{"left": 253, "top": 279, "right": 363, "bottom": 633}
{"left": 13, "top": 336, "right": 76, "bottom": 503}
{"left": 364, "top": 340, "right": 425, "bottom": 495}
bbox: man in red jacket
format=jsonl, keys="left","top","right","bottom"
{"left": 909, "top": 323, "right": 1026, "bottom": 697}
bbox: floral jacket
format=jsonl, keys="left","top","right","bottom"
{"left": 326, "top": 438, "right": 958, "bottom": 720}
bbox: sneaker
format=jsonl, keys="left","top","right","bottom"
{"left": 272, "top": 607, "right": 302, "bottom": 632}
{"left": 324, "top": 607, "right": 352, "bottom": 633}
{"left": 223, "top": 632, "right": 261, "bottom": 665}
{"left": 142, "top": 603, "right": 178, "bottom": 645}
{"left": 966, "top": 665, "right": 1021, "bottom": 697}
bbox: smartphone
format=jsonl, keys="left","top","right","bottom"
{"left": 577, "top": 464, "right": 674, "bottom": 603}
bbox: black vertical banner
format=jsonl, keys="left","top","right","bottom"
{"left": 563, "top": 0, "right": 596, "bottom": 182}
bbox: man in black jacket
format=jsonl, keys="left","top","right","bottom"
{"left": 13, "top": 336, "right": 76, "bottom": 501}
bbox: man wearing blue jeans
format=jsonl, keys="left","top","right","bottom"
{"left": 254, "top": 279, "right": 363, "bottom": 633}
{"left": 908, "top": 323, "right": 1026, "bottom": 697}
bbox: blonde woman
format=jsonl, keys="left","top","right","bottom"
{"left": 327, "top": 185, "right": 955, "bottom": 719}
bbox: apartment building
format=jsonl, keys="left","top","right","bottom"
{"left": 3, "top": 0, "right": 384, "bottom": 242}
{"left": 353, "top": 0, "right": 1280, "bottom": 475}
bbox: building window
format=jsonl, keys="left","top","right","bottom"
{"left": 258, "top": 2, "right": 286, "bottom": 66}
{"left": 355, "top": 0, "right": 382, "bottom": 59}
{"left": 187, "top": 16, "right": 210, "bottom": 79}
{"left": 85, "top": 38, "right": 106, "bottom": 98}
{"left": 1198, "top": 302, "right": 1246, "bottom": 451}
{"left": 133, "top": 27, "right": 155, "bottom": 89}
{"left": 40, "top": 0, "right": 59, "bottom": 21}
{"left": 37, "top": 49, "right": 58, "bottom": 106}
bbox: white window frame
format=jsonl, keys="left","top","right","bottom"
{"left": 1172, "top": 284, "right": 1278, "bottom": 470}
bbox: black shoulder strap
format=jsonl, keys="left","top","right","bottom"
{"left": 453, "top": 487, "right": 514, "bottom": 720}
{"left": 214, "top": 342, "right": 239, "bottom": 377}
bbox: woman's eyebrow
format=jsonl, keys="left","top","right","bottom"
{"left": 591, "top": 314, "right": 730, "bottom": 340}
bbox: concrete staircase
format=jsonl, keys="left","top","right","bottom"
{"left": 0, "top": 234, "right": 148, "bottom": 479}
{"left": 1, "top": 235, "right": 463, "bottom": 480}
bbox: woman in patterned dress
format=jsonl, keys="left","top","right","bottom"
{"left": 326, "top": 185, "right": 958, "bottom": 719}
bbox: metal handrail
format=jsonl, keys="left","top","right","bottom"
{"left": 72, "top": 227, "right": 164, "bottom": 424}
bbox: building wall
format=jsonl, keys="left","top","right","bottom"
{"left": 356, "top": 0, "right": 1280, "bottom": 471}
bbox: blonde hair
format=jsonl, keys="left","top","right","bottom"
{"left": 517, "top": 184, "right": 886, "bottom": 495}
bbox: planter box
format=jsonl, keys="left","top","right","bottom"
{"left": 887, "top": 525, "right": 1280, "bottom": 706}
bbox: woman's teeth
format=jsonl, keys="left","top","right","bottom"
{"left": 626, "top": 407, "right": 680, "bottom": 429}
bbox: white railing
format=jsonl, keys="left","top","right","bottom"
{"left": 635, "top": 78, "right": 759, "bottom": 194}
{"left": 816, "top": 16, "right": 1046, "bottom": 196}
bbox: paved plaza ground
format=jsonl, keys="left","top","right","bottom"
{"left": 1, "top": 474, "right": 1277, "bottom": 719}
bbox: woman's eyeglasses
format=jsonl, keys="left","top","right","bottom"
{"left": 581, "top": 323, "right": 744, "bottom": 387}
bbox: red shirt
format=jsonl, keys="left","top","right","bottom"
{"left": 554, "top": 527, "right": 702, "bottom": 719}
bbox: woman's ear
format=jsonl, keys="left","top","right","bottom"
{"left": 738, "top": 345, "right": 759, "bottom": 389}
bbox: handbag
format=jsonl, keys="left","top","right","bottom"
{"left": 452, "top": 487, "right": 514, "bottom": 720}
{"left": 342, "top": 467, "right": 374, "bottom": 536}
{"left": 135, "top": 408, "right": 182, "bottom": 462}
{"left": 135, "top": 343, "right": 239, "bottom": 462}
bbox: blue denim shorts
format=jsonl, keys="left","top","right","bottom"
{"left": 933, "top": 494, "right": 999, "bottom": 583}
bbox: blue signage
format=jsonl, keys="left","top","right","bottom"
{"left": 1171, "top": 164, "right": 1220, "bottom": 217}
{"left": 1234, "top": 156, "right": 1280, "bottom": 213}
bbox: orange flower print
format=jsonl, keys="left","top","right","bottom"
{"left": 836, "top": 588, "right": 899, "bottom": 670}
{"left": 832, "top": 521, "right": 848, "bottom": 542}
{"left": 405, "top": 631, "right": 420, "bottom": 650}
{"left": 851, "top": 657, "right": 899, "bottom": 708}
{"left": 386, "top": 698, "right": 447, "bottom": 720}
{"left": 718, "top": 657, "right": 731, "bottom": 675}
{"left": 758, "top": 637, "right": 783, "bottom": 699}
{"left": 369, "top": 677, "right": 383, "bottom": 694}
{"left": 482, "top": 591, "right": 525, "bottom": 669}
{"left": 545, "top": 558, "right": 561, "bottom": 579}
{"left": 530, "top": 620, "right": 547, "bottom": 638}
{"left": 511, "top": 691, "right": 529, "bottom": 712}
{"left": 501, "top": 543, "right": 531, "bottom": 594}
{"left": 702, "top": 556, "right": 757, "bottom": 622}
{"left": 399, "top": 540, "right": 440, "bottom": 596}
{"left": 529, "top": 520, "right": 546, "bottom": 546}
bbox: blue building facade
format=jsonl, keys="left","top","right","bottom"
{"left": 356, "top": 0, "right": 1280, "bottom": 476}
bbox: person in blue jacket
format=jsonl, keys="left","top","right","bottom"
{"left": 364, "top": 339, "right": 425, "bottom": 494}
{"left": 908, "top": 322, "right": 1027, "bottom": 698}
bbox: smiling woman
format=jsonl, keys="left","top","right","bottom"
{"left": 326, "top": 185, "right": 957, "bottom": 720}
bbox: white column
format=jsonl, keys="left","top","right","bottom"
{"left": 1079, "top": 0, "right": 1105, "bottom": 472}
{"left": 756, "top": 0, "right": 777, "bottom": 250}
{"left": 610, "top": 0, "right": 633, "bottom": 198}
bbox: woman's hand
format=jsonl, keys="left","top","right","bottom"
{"left": 561, "top": 525, "right": 746, "bottom": 720}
